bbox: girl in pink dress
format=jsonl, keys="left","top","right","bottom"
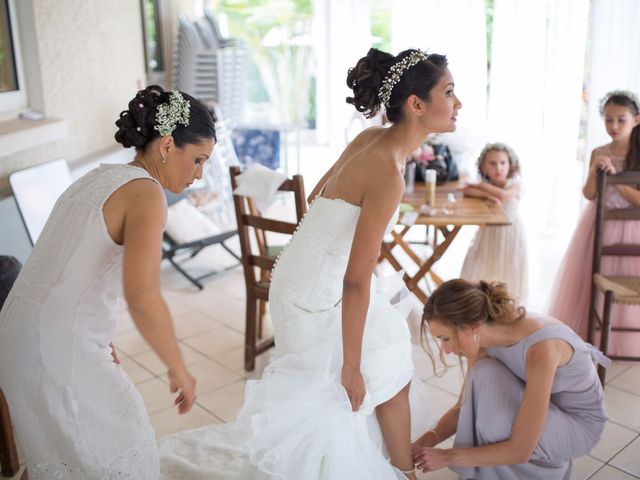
{"left": 547, "top": 90, "right": 640, "bottom": 356}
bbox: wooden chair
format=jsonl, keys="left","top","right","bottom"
{"left": 0, "top": 389, "right": 25, "bottom": 479}
{"left": 587, "top": 170, "right": 640, "bottom": 384}
{"left": 229, "top": 166, "right": 307, "bottom": 371}
{"left": 0, "top": 256, "right": 26, "bottom": 479}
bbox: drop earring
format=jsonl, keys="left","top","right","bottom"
{"left": 161, "top": 155, "right": 167, "bottom": 164}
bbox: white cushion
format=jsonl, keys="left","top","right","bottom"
{"left": 233, "top": 163, "right": 287, "bottom": 212}
{"left": 165, "top": 198, "right": 221, "bottom": 244}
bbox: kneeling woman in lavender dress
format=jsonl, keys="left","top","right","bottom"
{"left": 413, "top": 279, "right": 608, "bottom": 480}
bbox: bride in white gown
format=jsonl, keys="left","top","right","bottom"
{"left": 160, "top": 47, "right": 462, "bottom": 479}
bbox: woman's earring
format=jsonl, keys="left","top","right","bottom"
{"left": 473, "top": 331, "right": 479, "bottom": 346}
{"left": 161, "top": 155, "right": 167, "bottom": 164}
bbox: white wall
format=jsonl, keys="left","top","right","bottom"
{"left": 0, "top": 0, "right": 146, "bottom": 192}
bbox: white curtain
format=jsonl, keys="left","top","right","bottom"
{"left": 583, "top": 0, "right": 640, "bottom": 172}
{"left": 312, "top": 0, "right": 372, "bottom": 147}
{"left": 487, "top": 0, "right": 589, "bottom": 230}
{"left": 391, "top": 0, "right": 488, "bottom": 174}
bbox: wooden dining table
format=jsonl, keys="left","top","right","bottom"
{"left": 379, "top": 180, "right": 511, "bottom": 303}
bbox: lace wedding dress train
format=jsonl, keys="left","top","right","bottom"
{"left": 159, "top": 196, "right": 422, "bottom": 479}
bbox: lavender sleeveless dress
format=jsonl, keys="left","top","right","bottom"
{"left": 451, "top": 320, "right": 609, "bottom": 480}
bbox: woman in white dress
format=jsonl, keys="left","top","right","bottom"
{"left": 0, "top": 85, "right": 215, "bottom": 479}
{"left": 159, "top": 47, "right": 461, "bottom": 479}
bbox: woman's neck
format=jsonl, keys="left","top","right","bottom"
{"left": 385, "top": 121, "right": 433, "bottom": 160}
{"left": 130, "top": 152, "right": 163, "bottom": 184}
{"left": 479, "top": 321, "right": 526, "bottom": 349}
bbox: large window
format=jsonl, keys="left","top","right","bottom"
{"left": 0, "top": 0, "right": 26, "bottom": 111}
{"left": 140, "top": 0, "right": 164, "bottom": 73}
{"left": 207, "top": 0, "right": 315, "bottom": 127}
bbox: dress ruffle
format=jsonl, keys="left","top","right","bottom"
{"left": 159, "top": 272, "right": 414, "bottom": 479}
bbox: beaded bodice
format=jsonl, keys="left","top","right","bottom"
{"left": 268, "top": 195, "right": 398, "bottom": 354}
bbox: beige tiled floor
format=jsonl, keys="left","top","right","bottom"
{"left": 103, "top": 246, "right": 640, "bottom": 480}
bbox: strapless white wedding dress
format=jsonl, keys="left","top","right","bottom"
{"left": 159, "top": 195, "right": 419, "bottom": 479}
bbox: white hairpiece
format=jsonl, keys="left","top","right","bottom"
{"left": 599, "top": 89, "right": 640, "bottom": 117}
{"left": 155, "top": 91, "right": 191, "bottom": 136}
{"left": 378, "top": 50, "right": 429, "bottom": 109}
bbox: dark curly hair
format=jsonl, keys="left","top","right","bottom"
{"left": 114, "top": 85, "right": 216, "bottom": 151}
{"left": 345, "top": 48, "right": 448, "bottom": 123}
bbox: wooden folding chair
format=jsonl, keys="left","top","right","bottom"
{"left": 229, "top": 166, "right": 307, "bottom": 371}
{"left": 588, "top": 170, "right": 640, "bottom": 384}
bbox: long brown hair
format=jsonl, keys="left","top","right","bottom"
{"left": 625, "top": 124, "right": 640, "bottom": 171}
{"left": 420, "top": 279, "right": 526, "bottom": 375}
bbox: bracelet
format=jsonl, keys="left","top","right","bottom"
{"left": 428, "top": 428, "right": 441, "bottom": 444}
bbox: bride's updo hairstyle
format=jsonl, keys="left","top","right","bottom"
{"left": 346, "top": 48, "right": 448, "bottom": 122}
{"left": 420, "top": 279, "right": 526, "bottom": 374}
{"left": 114, "top": 85, "right": 216, "bottom": 152}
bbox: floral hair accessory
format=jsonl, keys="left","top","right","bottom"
{"left": 378, "top": 50, "right": 429, "bottom": 109}
{"left": 154, "top": 91, "right": 191, "bottom": 136}
{"left": 599, "top": 89, "right": 640, "bottom": 117}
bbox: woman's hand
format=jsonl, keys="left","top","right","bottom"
{"left": 413, "top": 447, "right": 453, "bottom": 473}
{"left": 411, "top": 430, "right": 440, "bottom": 455}
{"left": 109, "top": 342, "right": 121, "bottom": 364}
{"left": 341, "top": 365, "right": 366, "bottom": 411}
{"left": 590, "top": 155, "right": 616, "bottom": 174}
{"left": 168, "top": 367, "right": 197, "bottom": 414}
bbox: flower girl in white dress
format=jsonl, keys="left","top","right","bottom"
{"left": 159, "top": 47, "right": 462, "bottom": 479}
{"left": 461, "top": 143, "right": 529, "bottom": 304}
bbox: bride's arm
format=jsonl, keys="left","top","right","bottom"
{"left": 341, "top": 169, "right": 404, "bottom": 411}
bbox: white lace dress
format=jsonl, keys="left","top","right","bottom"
{"left": 158, "top": 196, "right": 416, "bottom": 479}
{"left": 0, "top": 165, "right": 159, "bottom": 479}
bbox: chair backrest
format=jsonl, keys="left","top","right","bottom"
{"left": 9, "top": 159, "right": 73, "bottom": 246}
{"left": 229, "top": 166, "right": 306, "bottom": 288}
{"left": 592, "top": 169, "right": 640, "bottom": 275}
{"left": 0, "top": 387, "right": 21, "bottom": 478}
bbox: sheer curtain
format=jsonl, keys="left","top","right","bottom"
{"left": 391, "top": 0, "right": 488, "bottom": 173}
{"left": 312, "top": 0, "right": 372, "bottom": 147}
{"left": 583, "top": 0, "right": 640, "bottom": 172}
{"left": 487, "top": 0, "right": 589, "bottom": 230}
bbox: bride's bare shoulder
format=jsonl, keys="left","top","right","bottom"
{"left": 350, "top": 126, "right": 387, "bottom": 145}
